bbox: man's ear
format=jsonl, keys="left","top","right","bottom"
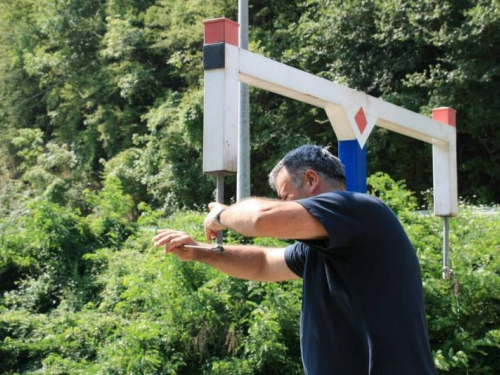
{"left": 304, "top": 169, "right": 320, "bottom": 187}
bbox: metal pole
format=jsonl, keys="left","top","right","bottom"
{"left": 216, "top": 174, "right": 225, "bottom": 247}
{"left": 442, "top": 216, "right": 451, "bottom": 279}
{"left": 237, "top": 0, "right": 250, "bottom": 201}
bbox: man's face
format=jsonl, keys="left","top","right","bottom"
{"left": 275, "top": 168, "right": 311, "bottom": 201}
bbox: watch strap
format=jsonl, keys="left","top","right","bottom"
{"left": 214, "top": 207, "right": 225, "bottom": 228}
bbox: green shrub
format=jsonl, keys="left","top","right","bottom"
{"left": 0, "top": 200, "right": 93, "bottom": 312}
{"left": 84, "top": 175, "right": 137, "bottom": 248}
{"left": 0, "top": 174, "right": 498, "bottom": 374}
{"left": 417, "top": 204, "right": 500, "bottom": 373}
{"left": 368, "top": 171, "right": 417, "bottom": 214}
{"left": 370, "top": 174, "right": 500, "bottom": 374}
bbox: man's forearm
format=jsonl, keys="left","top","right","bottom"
{"left": 193, "top": 244, "right": 284, "bottom": 282}
{"left": 218, "top": 198, "right": 275, "bottom": 237}
{"left": 153, "top": 229, "right": 297, "bottom": 282}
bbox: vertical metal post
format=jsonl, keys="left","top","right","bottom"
{"left": 237, "top": 0, "right": 250, "bottom": 201}
{"left": 216, "top": 174, "right": 225, "bottom": 247}
{"left": 431, "top": 108, "right": 456, "bottom": 280}
{"left": 442, "top": 216, "right": 452, "bottom": 279}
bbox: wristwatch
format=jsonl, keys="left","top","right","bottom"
{"left": 213, "top": 207, "right": 225, "bottom": 227}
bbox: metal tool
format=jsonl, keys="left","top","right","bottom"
{"left": 181, "top": 244, "right": 224, "bottom": 252}
{"left": 179, "top": 175, "right": 226, "bottom": 253}
{"left": 178, "top": 174, "right": 225, "bottom": 253}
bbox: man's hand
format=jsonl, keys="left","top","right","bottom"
{"left": 203, "top": 202, "right": 228, "bottom": 241}
{"left": 153, "top": 229, "right": 200, "bottom": 262}
{"left": 152, "top": 227, "right": 299, "bottom": 282}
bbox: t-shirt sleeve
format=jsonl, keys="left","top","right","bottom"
{"left": 284, "top": 242, "right": 308, "bottom": 278}
{"left": 296, "top": 192, "right": 361, "bottom": 250}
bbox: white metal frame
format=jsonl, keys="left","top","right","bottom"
{"left": 204, "top": 43, "right": 458, "bottom": 216}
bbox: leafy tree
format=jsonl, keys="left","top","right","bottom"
{"left": 0, "top": 2, "right": 499, "bottom": 371}
{"left": 283, "top": 0, "right": 500, "bottom": 202}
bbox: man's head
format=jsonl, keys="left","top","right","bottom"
{"left": 268, "top": 145, "right": 346, "bottom": 201}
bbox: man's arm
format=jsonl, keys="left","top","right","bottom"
{"left": 204, "top": 198, "right": 327, "bottom": 241}
{"left": 194, "top": 245, "right": 299, "bottom": 282}
{"left": 153, "top": 230, "right": 299, "bottom": 282}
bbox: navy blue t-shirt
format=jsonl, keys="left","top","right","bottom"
{"left": 285, "top": 191, "right": 437, "bottom": 375}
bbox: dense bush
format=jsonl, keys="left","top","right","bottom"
{"left": 370, "top": 173, "right": 500, "bottom": 373}
{"left": 0, "top": 173, "right": 498, "bottom": 374}
{"left": 0, "top": 1, "right": 499, "bottom": 372}
{"left": 1, "top": 209, "right": 301, "bottom": 374}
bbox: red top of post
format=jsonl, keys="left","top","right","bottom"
{"left": 432, "top": 107, "right": 457, "bottom": 127}
{"left": 203, "top": 18, "right": 239, "bottom": 46}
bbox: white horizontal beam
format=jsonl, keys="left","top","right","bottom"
{"left": 237, "top": 46, "right": 455, "bottom": 148}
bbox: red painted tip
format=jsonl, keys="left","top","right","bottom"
{"left": 432, "top": 107, "right": 457, "bottom": 127}
{"left": 203, "top": 18, "right": 239, "bottom": 46}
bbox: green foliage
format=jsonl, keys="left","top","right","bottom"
{"left": 0, "top": 174, "right": 135, "bottom": 314}
{"left": 269, "top": 0, "right": 500, "bottom": 203}
{"left": 2, "top": 0, "right": 500, "bottom": 208}
{"left": 1, "top": 209, "right": 302, "bottom": 374}
{"left": 10, "top": 128, "right": 44, "bottom": 173}
{"left": 368, "top": 172, "right": 418, "bottom": 214}
{"left": 0, "top": 0, "right": 500, "bottom": 373}
{"left": 0, "top": 0, "right": 500, "bottom": 212}
{"left": 0, "top": 200, "right": 92, "bottom": 312}
{"left": 1, "top": 188, "right": 499, "bottom": 373}
{"left": 376, "top": 176, "right": 500, "bottom": 374}
{"left": 410, "top": 205, "right": 500, "bottom": 373}
{"left": 84, "top": 175, "right": 136, "bottom": 247}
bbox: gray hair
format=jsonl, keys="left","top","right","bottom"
{"left": 268, "top": 145, "right": 346, "bottom": 191}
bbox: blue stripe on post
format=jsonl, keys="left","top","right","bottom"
{"left": 338, "top": 140, "right": 367, "bottom": 193}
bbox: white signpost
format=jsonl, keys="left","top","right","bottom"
{"left": 203, "top": 18, "right": 458, "bottom": 278}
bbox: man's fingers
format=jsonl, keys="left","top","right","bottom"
{"left": 153, "top": 229, "right": 199, "bottom": 263}
{"left": 154, "top": 231, "right": 178, "bottom": 246}
{"left": 204, "top": 223, "right": 211, "bottom": 242}
{"left": 155, "top": 234, "right": 176, "bottom": 247}
{"left": 210, "top": 229, "right": 218, "bottom": 241}
{"left": 203, "top": 220, "right": 218, "bottom": 242}
{"left": 204, "top": 227, "right": 217, "bottom": 243}
{"left": 153, "top": 230, "right": 170, "bottom": 242}
{"left": 203, "top": 216, "right": 212, "bottom": 242}
{"left": 164, "top": 235, "right": 191, "bottom": 253}
{"left": 153, "top": 230, "right": 192, "bottom": 251}
{"left": 153, "top": 230, "right": 184, "bottom": 243}
{"left": 164, "top": 237, "right": 182, "bottom": 253}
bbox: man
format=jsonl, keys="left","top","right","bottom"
{"left": 153, "top": 145, "right": 437, "bottom": 375}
